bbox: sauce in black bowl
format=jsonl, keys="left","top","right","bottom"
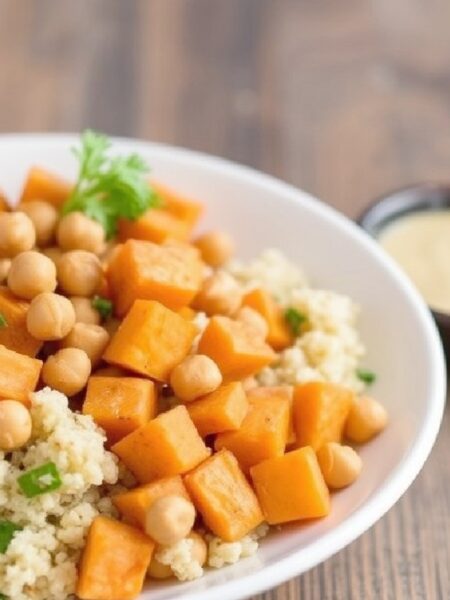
{"left": 359, "top": 183, "right": 450, "bottom": 359}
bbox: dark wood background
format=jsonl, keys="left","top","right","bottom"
{"left": 0, "top": 1, "right": 448, "bottom": 598}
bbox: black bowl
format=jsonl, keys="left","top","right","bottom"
{"left": 358, "top": 182, "right": 450, "bottom": 358}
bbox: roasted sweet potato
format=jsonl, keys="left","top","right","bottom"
{"left": 184, "top": 449, "right": 263, "bottom": 541}
{"left": 103, "top": 300, "right": 197, "bottom": 382}
{"left": 0, "top": 344, "right": 42, "bottom": 405}
{"left": 111, "top": 405, "right": 210, "bottom": 483}
{"left": 242, "top": 288, "right": 293, "bottom": 350}
{"left": 293, "top": 382, "right": 354, "bottom": 450}
{"left": 20, "top": 166, "right": 72, "bottom": 207}
{"left": 76, "top": 515, "right": 154, "bottom": 600}
{"left": 250, "top": 447, "right": 330, "bottom": 524}
{"left": 82, "top": 376, "right": 157, "bottom": 443}
{"left": 198, "top": 316, "right": 276, "bottom": 380}
{"left": 0, "top": 287, "right": 42, "bottom": 357}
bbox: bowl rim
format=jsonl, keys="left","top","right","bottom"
{"left": 0, "top": 133, "right": 446, "bottom": 600}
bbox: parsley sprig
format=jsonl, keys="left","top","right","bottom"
{"left": 356, "top": 368, "right": 377, "bottom": 385}
{"left": 62, "top": 130, "right": 159, "bottom": 238}
{"left": 284, "top": 307, "right": 307, "bottom": 336}
{"left": 92, "top": 296, "right": 113, "bottom": 320}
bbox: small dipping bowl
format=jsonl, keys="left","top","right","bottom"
{"left": 358, "top": 182, "right": 450, "bottom": 359}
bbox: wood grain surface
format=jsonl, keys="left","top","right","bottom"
{"left": 0, "top": 1, "right": 448, "bottom": 598}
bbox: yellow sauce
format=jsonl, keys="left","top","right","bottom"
{"left": 379, "top": 210, "right": 450, "bottom": 313}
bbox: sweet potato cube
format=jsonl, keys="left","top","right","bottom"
{"left": 0, "top": 287, "right": 42, "bottom": 357}
{"left": 187, "top": 382, "right": 248, "bottom": 437}
{"left": 248, "top": 385, "right": 296, "bottom": 445}
{"left": 118, "top": 208, "right": 190, "bottom": 244}
{"left": 198, "top": 316, "right": 276, "bottom": 380}
{"left": 82, "top": 376, "right": 157, "bottom": 443}
{"left": 250, "top": 447, "right": 330, "bottom": 525}
{"left": 242, "top": 288, "right": 293, "bottom": 350}
{"left": 111, "top": 405, "right": 210, "bottom": 483}
{"left": 76, "top": 515, "right": 154, "bottom": 600}
{"left": 152, "top": 181, "right": 204, "bottom": 228}
{"left": 107, "top": 239, "right": 204, "bottom": 316}
{"left": 20, "top": 166, "right": 72, "bottom": 207}
{"left": 215, "top": 391, "right": 290, "bottom": 472}
{"left": 184, "top": 449, "right": 263, "bottom": 541}
{"left": 293, "top": 382, "right": 354, "bottom": 450}
{"left": 0, "top": 345, "right": 42, "bottom": 405}
{"left": 113, "top": 475, "right": 190, "bottom": 529}
{"left": 103, "top": 300, "right": 197, "bottom": 382}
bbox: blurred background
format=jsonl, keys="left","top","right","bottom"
{"left": 1, "top": 1, "right": 448, "bottom": 598}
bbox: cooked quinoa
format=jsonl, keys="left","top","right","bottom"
{"left": 0, "top": 388, "right": 120, "bottom": 600}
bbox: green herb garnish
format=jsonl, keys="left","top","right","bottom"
{"left": 61, "top": 130, "right": 160, "bottom": 238}
{"left": 356, "top": 368, "right": 377, "bottom": 385}
{"left": 92, "top": 295, "right": 113, "bottom": 320}
{"left": 0, "top": 313, "right": 7, "bottom": 328}
{"left": 284, "top": 307, "right": 307, "bottom": 336}
{"left": 18, "top": 462, "right": 62, "bottom": 498}
{"left": 0, "top": 521, "right": 21, "bottom": 554}
{"left": 0, "top": 593, "right": 8, "bottom": 599}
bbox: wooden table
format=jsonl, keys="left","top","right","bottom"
{"left": 0, "top": 1, "right": 448, "bottom": 598}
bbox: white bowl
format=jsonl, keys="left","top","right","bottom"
{"left": 0, "top": 134, "right": 446, "bottom": 600}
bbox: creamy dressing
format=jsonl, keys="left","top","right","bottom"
{"left": 379, "top": 210, "right": 450, "bottom": 313}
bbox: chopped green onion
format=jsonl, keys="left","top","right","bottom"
{"left": 284, "top": 307, "right": 307, "bottom": 336}
{"left": 0, "top": 313, "right": 7, "bottom": 328}
{"left": 0, "top": 521, "right": 21, "bottom": 553}
{"left": 18, "top": 462, "right": 62, "bottom": 498}
{"left": 92, "top": 295, "right": 113, "bottom": 320}
{"left": 356, "top": 368, "right": 377, "bottom": 385}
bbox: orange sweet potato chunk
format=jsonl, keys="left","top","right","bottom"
{"left": 0, "top": 287, "right": 42, "bottom": 357}
{"left": 215, "top": 391, "right": 290, "bottom": 472}
{"left": 112, "top": 405, "right": 210, "bottom": 483}
{"left": 20, "top": 166, "right": 72, "bottom": 207}
{"left": 242, "top": 288, "right": 293, "bottom": 350}
{"left": 118, "top": 208, "right": 190, "bottom": 244}
{"left": 107, "top": 239, "right": 204, "bottom": 316}
{"left": 103, "top": 300, "right": 197, "bottom": 382}
{"left": 293, "top": 382, "right": 354, "bottom": 450}
{"left": 248, "top": 385, "right": 296, "bottom": 445}
{"left": 152, "top": 181, "right": 204, "bottom": 228}
{"left": 0, "top": 345, "right": 42, "bottom": 405}
{"left": 184, "top": 449, "right": 263, "bottom": 542}
{"left": 113, "top": 475, "right": 190, "bottom": 529}
{"left": 187, "top": 381, "right": 248, "bottom": 437}
{"left": 76, "top": 515, "right": 154, "bottom": 600}
{"left": 250, "top": 447, "right": 330, "bottom": 525}
{"left": 82, "top": 376, "right": 157, "bottom": 444}
{"left": 198, "top": 316, "right": 276, "bottom": 380}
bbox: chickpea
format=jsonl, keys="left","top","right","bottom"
{"left": 235, "top": 306, "right": 269, "bottom": 339}
{"left": 345, "top": 396, "right": 388, "bottom": 444}
{"left": 188, "top": 531, "right": 207, "bottom": 566}
{"left": 7, "top": 251, "right": 57, "bottom": 300}
{"left": 70, "top": 297, "right": 101, "bottom": 325}
{"left": 27, "top": 292, "right": 76, "bottom": 340}
{"left": 57, "top": 250, "right": 103, "bottom": 297}
{"left": 194, "top": 271, "right": 242, "bottom": 316}
{"left": 0, "top": 400, "right": 32, "bottom": 450}
{"left": 0, "top": 258, "right": 11, "bottom": 283}
{"left": 20, "top": 200, "right": 58, "bottom": 247}
{"left": 0, "top": 212, "right": 36, "bottom": 258}
{"left": 147, "top": 556, "right": 173, "bottom": 580}
{"left": 316, "top": 442, "right": 362, "bottom": 489}
{"left": 194, "top": 231, "right": 235, "bottom": 267}
{"left": 170, "top": 354, "right": 222, "bottom": 402}
{"left": 60, "top": 323, "right": 110, "bottom": 366}
{"left": 42, "top": 347, "right": 91, "bottom": 396}
{"left": 57, "top": 212, "right": 105, "bottom": 255}
{"left": 41, "top": 246, "right": 63, "bottom": 268}
{"left": 145, "top": 495, "right": 196, "bottom": 546}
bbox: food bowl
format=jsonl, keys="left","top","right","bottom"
{"left": 359, "top": 182, "right": 450, "bottom": 359}
{"left": 0, "top": 135, "right": 446, "bottom": 600}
